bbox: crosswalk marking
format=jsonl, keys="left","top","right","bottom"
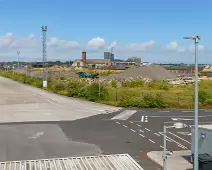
{"left": 141, "top": 116, "right": 148, "bottom": 122}
{"left": 111, "top": 110, "right": 137, "bottom": 120}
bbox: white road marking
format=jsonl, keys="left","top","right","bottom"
{"left": 145, "top": 128, "right": 151, "bottom": 131}
{"left": 169, "top": 132, "right": 191, "bottom": 144}
{"left": 129, "top": 121, "right": 134, "bottom": 124}
{"left": 130, "top": 129, "right": 136, "bottom": 132}
{"left": 160, "top": 145, "right": 164, "bottom": 149}
{"left": 159, "top": 132, "right": 187, "bottom": 149}
{"left": 138, "top": 129, "right": 144, "bottom": 133}
{"left": 116, "top": 122, "right": 120, "bottom": 124}
{"left": 145, "top": 116, "right": 148, "bottom": 122}
{"left": 148, "top": 139, "right": 155, "bottom": 143}
{"left": 137, "top": 124, "right": 142, "bottom": 127}
{"left": 154, "top": 133, "right": 160, "bottom": 136}
{"left": 111, "top": 110, "right": 137, "bottom": 120}
{"left": 176, "top": 132, "right": 192, "bottom": 136}
{"left": 182, "top": 110, "right": 193, "bottom": 112}
{"left": 159, "top": 111, "right": 170, "bottom": 112}
{"left": 141, "top": 116, "right": 144, "bottom": 122}
{"left": 139, "top": 134, "right": 145, "bottom": 137}
{"left": 171, "top": 118, "right": 194, "bottom": 121}
{"left": 123, "top": 125, "right": 128, "bottom": 128}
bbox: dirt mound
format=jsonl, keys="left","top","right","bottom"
{"left": 106, "top": 66, "right": 176, "bottom": 80}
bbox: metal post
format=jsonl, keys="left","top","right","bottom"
{"left": 194, "top": 37, "right": 199, "bottom": 170}
{"left": 42, "top": 26, "right": 48, "bottom": 88}
{"left": 163, "top": 126, "right": 167, "bottom": 170}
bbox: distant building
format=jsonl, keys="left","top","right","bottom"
{"left": 201, "top": 66, "right": 212, "bottom": 77}
{"left": 72, "top": 52, "right": 112, "bottom": 69}
{"left": 126, "top": 57, "right": 142, "bottom": 65}
{"left": 104, "top": 52, "right": 114, "bottom": 61}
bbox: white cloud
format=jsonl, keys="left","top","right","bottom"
{"left": 47, "top": 37, "right": 79, "bottom": 50}
{"left": 127, "top": 40, "right": 155, "bottom": 51}
{"left": 166, "top": 41, "right": 178, "bottom": 50}
{"left": 87, "top": 37, "right": 105, "bottom": 49}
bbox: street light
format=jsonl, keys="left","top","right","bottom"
{"left": 42, "top": 25, "right": 48, "bottom": 88}
{"left": 183, "top": 36, "right": 200, "bottom": 170}
{"left": 163, "top": 122, "right": 187, "bottom": 170}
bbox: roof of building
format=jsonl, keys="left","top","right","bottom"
{"left": 86, "top": 59, "right": 111, "bottom": 64}
{"left": 201, "top": 66, "right": 212, "bottom": 72}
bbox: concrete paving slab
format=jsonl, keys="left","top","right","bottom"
{"left": 147, "top": 150, "right": 193, "bottom": 170}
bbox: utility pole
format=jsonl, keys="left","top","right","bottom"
{"left": 42, "top": 26, "right": 48, "bottom": 88}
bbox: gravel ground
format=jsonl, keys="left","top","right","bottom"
{"left": 105, "top": 66, "right": 176, "bottom": 80}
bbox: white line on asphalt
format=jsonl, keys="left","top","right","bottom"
{"left": 116, "top": 122, "right": 120, "bottom": 124}
{"left": 139, "top": 134, "right": 145, "bottom": 137}
{"left": 137, "top": 124, "right": 142, "bottom": 127}
{"left": 159, "top": 133, "right": 187, "bottom": 149}
{"left": 148, "top": 139, "right": 155, "bottom": 143}
{"left": 178, "top": 144, "right": 186, "bottom": 149}
{"left": 123, "top": 125, "right": 128, "bottom": 128}
{"left": 129, "top": 121, "right": 134, "bottom": 124}
{"left": 182, "top": 111, "right": 193, "bottom": 112}
{"left": 130, "top": 129, "right": 136, "bottom": 132}
{"left": 111, "top": 110, "right": 137, "bottom": 120}
{"left": 169, "top": 132, "right": 191, "bottom": 144}
{"left": 138, "top": 129, "right": 144, "bottom": 133}
{"left": 141, "top": 116, "right": 144, "bottom": 122}
{"left": 159, "top": 111, "right": 170, "bottom": 112}
{"left": 160, "top": 145, "right": 164, "bottom": 149}
{"left": 145, "top": 128, "right": 151, "bottom": 131}
{"left": 154, "top": 133, "right": 160, "bottom": 136}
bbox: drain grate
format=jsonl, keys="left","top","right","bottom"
{"left": 0, "top": 154, "right": 143, "bottom": 170}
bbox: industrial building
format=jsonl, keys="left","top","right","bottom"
{"left": 72, "top": 52, "right": 112, "bottom": 69}
{"left": 104, "top": 52, "right": 114, "bottom": 61}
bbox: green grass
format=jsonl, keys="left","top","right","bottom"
{"left": 1, "top": 71, "right": 212, "bottom": 109}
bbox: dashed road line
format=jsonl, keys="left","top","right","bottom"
{"left": 160, "top": 145, "right": 164, "bottom": 149}
{"left": 129, "top": 121, "right": 134, "bottom": 124}
{"left": 148, "top": 139, "right": 155, "bottom": 143}
{"left": 159, "top": 111, "right": 170, "bottom": 112}
{"left": 154, "top": 133, "right": 160, "bottom": 136}
{"left": 182, "top": 110, "right": 193, "bottom": 112}
{"left": 123, "top": 125, "right": 128, "bottom": 128}
{"left": 138, "top": 129, "right": 144, "bottom": 133}
{"left": 116, "top": 122, "right": 120, "bottom": 124}
{"left": 139, "top": 134, "right": 145, "bottom": 137}
{"left": 137, "top": 124, "right": 142, "bottom": 127}
{"left": 130, "top": 129, "right": 136, "bottom": 132}
{"left": 145, "top": 128, "right": 151, "bottom": 131}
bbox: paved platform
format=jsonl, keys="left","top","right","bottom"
{"left": 147, "top": 150, "right": 193, "bottom": 170}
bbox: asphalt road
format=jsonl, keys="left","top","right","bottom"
{"left": 1, "top": 76, "right": 212, "bottom": 169}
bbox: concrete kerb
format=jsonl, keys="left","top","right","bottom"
{"left": 147, "top": 150, "right": 193, "bottom": 170}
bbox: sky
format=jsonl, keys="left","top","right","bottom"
{"left": 0, "top": 0, "right": 212, "bottom": 63}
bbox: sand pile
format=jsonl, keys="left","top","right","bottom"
{"left": 105, "top": 66, "right": 176, "bottom": 81}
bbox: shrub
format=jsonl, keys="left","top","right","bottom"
{"left": 124, "top": 80, "right": 144, "bottom": 88}
{"left": 148, "top": 81, "right": 171, "bottom": 90}
{"left": 198, "top": 90, "right": 207, "bottom": 104}
{"left": 66, "top": 79, "right": 85, "bottom": 97}
{"left": 85, "top": 83, "right": 109, "bottom": 101}
{"left": 111, "top": 80, "right": 118, "bottom": 88}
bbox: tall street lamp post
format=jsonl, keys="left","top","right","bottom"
{"left": 183, "top": 36, "right": 200, "bottom": 170}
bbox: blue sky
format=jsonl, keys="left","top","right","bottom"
{"left": 0, "top": 0, "right": 211, "bottom": 63}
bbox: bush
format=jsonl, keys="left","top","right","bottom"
{"left": 66, "top": 79, "right": 85, "bottom": 97}
{"left": 198, "top": 90, "right": 207, "bottom": 104}
{"left": 148, "top": 81, "right": 171, "bottom": 90}
{"left": 85, "top": 83, "right": 109, "bottom": 101}
{"left": 124, "top": 80, "right": 144, "bottom": 88}
{"left": 111, "top": 80, "right": 118, "bottom": 88}
{"left": 118, "top": 92, "right": 166, "bottom": 108}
